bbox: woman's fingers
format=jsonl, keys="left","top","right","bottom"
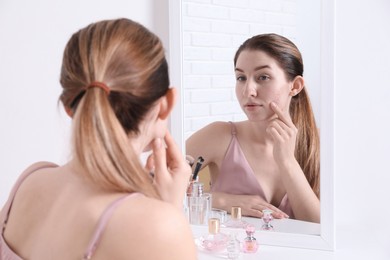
{"left": 151, "top": 137, "right": 168, "bottom": 184}
{"left": 246, "top": 208, "right": 263, "bottom": 218}
{"left": 244, "top": 196, "right": 290, "bottom": 219}
{"left": 246, "top": 206, "right": 288, "bottom": 219}
{"left": 252, "top": 204, "right": 289, "bottom": 219}
{"left": 267, "top": 103, "right": 298, "bottom": 147}
{"left": 164, "top": 131, "right": 179, "bottom": 160}
{"left": 270, "top": 102, "right": 294, "bottom": 127}
{"left": 267, "top": 121, "right": 285, "bottom": 140}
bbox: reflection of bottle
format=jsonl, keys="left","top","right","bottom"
{"left": 261, "top": 209, "right": 274, "bottom": 231}
{"left": 242, "top": 225, "right": 259, "bottom": 253}
{"left": 225, "top": 206, "right": 248, "bottom": 228}
{"left": 227, "top": 232, "right": 241, "bottom": 259}
{"left": 186, "top": 177, "right": 201, "bottom": 197}
{"left": 198, "top": 218, "right": 228, "bottom": 252}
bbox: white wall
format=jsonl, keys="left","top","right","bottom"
{"left": 0, "top": 0, "right": 167, "bottom": 205}
{"left": 182, "top": 0, "right": 321, "bottom": 139}
{"left": 333, "top": 0, "right": 390, "bottom": 257}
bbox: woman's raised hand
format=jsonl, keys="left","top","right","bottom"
{"left": 266, "top": 102, "right": 298, "bottom": 165}
{"left": 147, "top": 131, "right": 192, "bottom": 208}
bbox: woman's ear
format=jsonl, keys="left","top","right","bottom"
{"left": 290, "top": 76, "right": 305, "bottom": 96}
{"left": 158, "top": 88, "right": 177, "bottom": 120}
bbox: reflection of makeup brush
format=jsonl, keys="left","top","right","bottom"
{"left": 192, "top": 156, "right": 204, "bottom": 181}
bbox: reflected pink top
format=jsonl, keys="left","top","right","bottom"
{"left": 210, "top": 122, "right": 294, "bottom": 218}
{"left": 0, "top": 162, "right": 139, "bottom": 260}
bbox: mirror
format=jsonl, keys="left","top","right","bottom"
{"left": 168, "top": 0, "right": 334, "bottom": 250}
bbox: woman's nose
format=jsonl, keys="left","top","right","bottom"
{"left": 243, "top": 80, "right": 257, "bottom": 97}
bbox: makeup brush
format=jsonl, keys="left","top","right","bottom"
{"left": 192, "top": 156, "right": 204, "bottom": 181}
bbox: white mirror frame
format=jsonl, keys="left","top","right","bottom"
{"left": 168, "top": 0, "right": 334, "bottom": 251}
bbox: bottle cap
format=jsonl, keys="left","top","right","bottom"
{"left": 231, "top": 206, "right": 242, "bottom": 220}
{"left": 208, "top": 218, "right": 220, "bottom": 234}
{"left": 262, "top": 209, "right": 272, "bottom": 215}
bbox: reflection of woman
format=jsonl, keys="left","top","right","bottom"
{"left": 186, "top": 34, "right": 320, "bottom": 223}
{"left": 0, "top": 19, "right": 196, "bottom": 259}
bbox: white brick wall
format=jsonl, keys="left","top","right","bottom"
{"left": 183, "top": 0, "right": 319, "bottom": 139}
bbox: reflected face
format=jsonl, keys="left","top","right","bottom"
{"left": 235, "top": 50, "right": 293, "bottom": 121}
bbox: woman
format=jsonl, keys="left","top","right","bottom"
{"left": 186, "top": 33, "right": 320, "bottom": 223}
{"left": 0, "top": 19, "right": 197, "bottom": 259}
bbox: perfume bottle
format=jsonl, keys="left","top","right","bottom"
{"left": 261, "top": 209, "right": 274, "bottom": 230}
{"left": 224, "top": 206, "right": 248, "bottom": 228}
{"left": 187, "top": 182, "right": 212, "bottom": 225}
{"left": 242, "top": 224, "right": 259, "bottom": 253}
{"left": 198, "top": 218, "right": 229, "bottom": 252}
{"left": 226, "top": 232, "right": 241, "bottom": 259}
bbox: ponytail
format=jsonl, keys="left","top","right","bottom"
{"left": 72, "top": 87, "right": 159, "bottom": 198}
{"left": 290, "top": 88, "right": 320, "bottom": 198}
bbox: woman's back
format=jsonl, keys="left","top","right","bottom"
{"left": 2, "top": 18, "right": 197, "bottom": 259}
{"left": 2, "top": 162, "right": 196, "bottom": 260}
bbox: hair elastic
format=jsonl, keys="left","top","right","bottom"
{"left": 87, "top": 81, "right": 111, "bottom": 95}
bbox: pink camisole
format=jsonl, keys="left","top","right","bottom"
{"left": 210, "top": 122, "right": 294, "bottom": 218}
{"left": 0, "top": 162, "right": 139, "bottom": 260}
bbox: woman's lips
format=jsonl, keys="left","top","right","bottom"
{"left": 244, "top": 102, "right": 263, "bottom": 107}
{"left": 244, "top": 103, "right": 264, "bottom": 112}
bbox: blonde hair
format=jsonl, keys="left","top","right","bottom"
{"left": 234, "top": 33, "right": 320, "bottom": 198}
{"left": 59, "top": 18, "right": 170, "bottom": 198}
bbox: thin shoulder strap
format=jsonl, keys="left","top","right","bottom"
{"left": 0, "top": 162, "right": 58, "bottom": 232}
{"left": 83, "top": 192, "right": 141, "bottom": 260}
{"left": 228, "top": 121, "right": 237, "bottom": 135}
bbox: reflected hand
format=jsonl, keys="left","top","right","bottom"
{"left": 146, "top": 131, "right": 192, "bottom": 208}
{"left": 266, "top": 102, "right": 298, "bottom": 165}
{"left": 213, "top": 192, "right": 289, "bottom": 219}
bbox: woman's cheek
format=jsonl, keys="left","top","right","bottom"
{"left": 267, "top": 91, "right": 290, "bottom": 112}
{"left": 266, "top": 92, "right": 282, "bottom": 107}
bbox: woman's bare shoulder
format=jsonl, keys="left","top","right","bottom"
{"left": 187, "top": 121, "right": 233, "bottom": 144}
{"left": 98, "top": 195, "right": 197, "bottom": 260}
{"left": 186, "top": 121, "right": 234, "bottom": 162}
{"left": 202, "top": 121, "right": 232, "bottom": 133}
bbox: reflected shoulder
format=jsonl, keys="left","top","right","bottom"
{"left": 198, "top": 121, "right": 232, "bottom": 135}
{"left": 186, "top": 121, "right": 232, "bottom": 147}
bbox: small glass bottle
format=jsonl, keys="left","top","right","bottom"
{"left": 187, "top": 182, "right": 212, "bottom": 225}
{"left": 224, "top": 206, "right": 248, "bottom": 228}
{"left": 198, "top": 218, "right": 229, "bottom": 252}
{"left": 242, "top": 224, "right": 259, "bottom": 253}
{"left": 261, "top": 209, "right": 274, "bottom": 231}
{"left": 186, "top": 177, "right": 201, "bottom": 197}
{"left": 226, "top": 232, "right": 241, "bottom": 259}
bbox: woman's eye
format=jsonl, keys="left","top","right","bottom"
{"left": 236, "top": 75, "right": 246, "bottom": 81}
{"left": 258, "top": 75, "right": 270, "bottom": 81}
